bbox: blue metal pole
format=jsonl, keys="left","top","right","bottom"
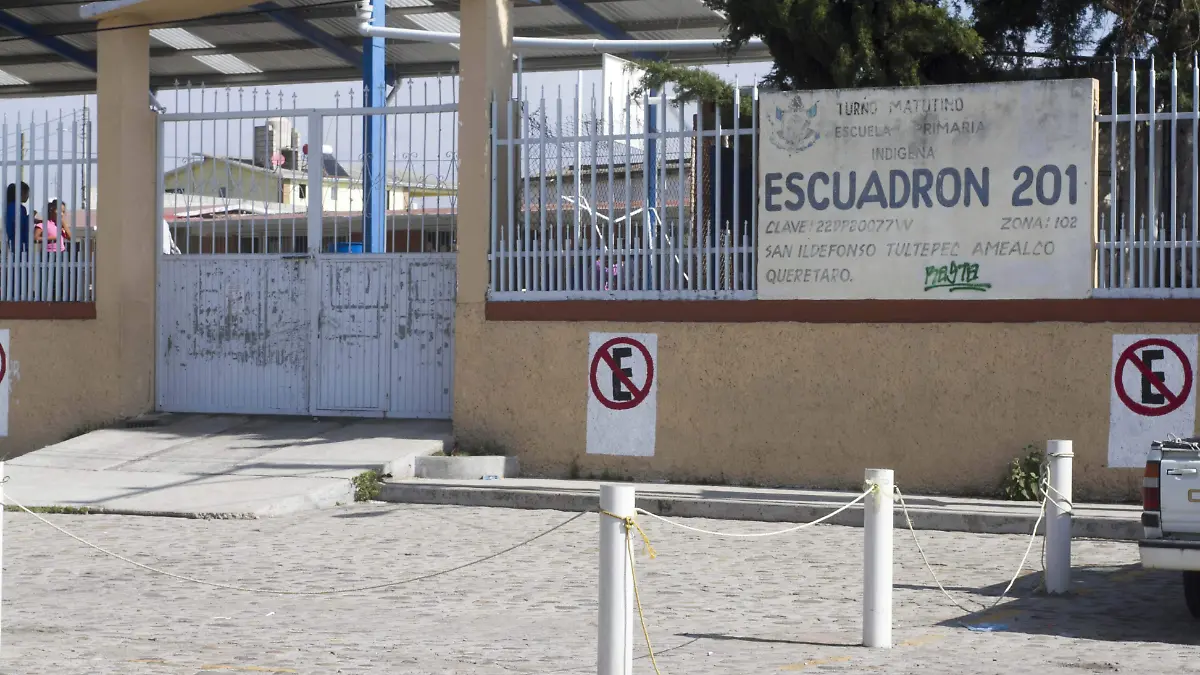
{"left": 363, "top": 0, "right": 387, "bottom": 253}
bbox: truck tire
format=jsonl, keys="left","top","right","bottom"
{"left": 1184, "top": 571, "right": 1200, "bottom": 619}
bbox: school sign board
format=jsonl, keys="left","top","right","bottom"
{"left": 757, "top": 79, "right": 1098, "bottom": 300}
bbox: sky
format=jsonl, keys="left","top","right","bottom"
{"left": 0, "top": 58, "right": 775, "bottom": 215}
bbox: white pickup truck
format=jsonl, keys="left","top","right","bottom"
{"left": 1140, "top": 438, "right": 1200, "bottom": 617}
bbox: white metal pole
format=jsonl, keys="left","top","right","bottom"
{"left": 1045, "top": 440, "right": 1074, "bottom": 595}
{"left": 598, "top": 483, "right": 634, "bottom": 675}
{"left": 1, "top": 460, "right": 6, "bottom": 659}
{"left": 863, "top": 468, "right": 893, "bottom": 649}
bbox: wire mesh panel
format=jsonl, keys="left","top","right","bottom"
{"left": 490, "top": 83, "right": 757, "bottom": 300}
{"left": 0, "top": 109, "right": 94, "bottom": 302}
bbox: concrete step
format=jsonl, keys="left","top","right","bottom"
{"left": 379, "top": 478, "right": 1142, "bottom": 541}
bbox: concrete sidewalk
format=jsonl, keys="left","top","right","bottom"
{"left": 5, "top": 415, "right": 452, "bottom": 518}
{"left": 381, "top": 477, "right": 1143, "bottom": 540}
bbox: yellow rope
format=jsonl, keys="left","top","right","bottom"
{"left": 626, "top": 524, "right": 662, "bottom": 675}
{"left": 600, "top": 509, "right": 658, "bottom": 559}
{"left": 599, "top": 509, "right": 662, "bottom": 675}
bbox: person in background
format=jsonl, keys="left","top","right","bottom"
{"left": 4, "top": 181, "right": 31, "bottom": 251}
{"left": 35, "top": 199, "right": 70, "bottom": 252}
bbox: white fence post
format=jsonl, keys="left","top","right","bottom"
{"left": 1045, "top": 440, "right": 1074, "bottom": 594}
{"left": 863, "top": 468, "right": 893, "bottom": 649}
{"left": 1, "top": 460, "right": 6, "bottom": 659}
{"left": 598, "top": 483, "right": 634, "bottom": 675}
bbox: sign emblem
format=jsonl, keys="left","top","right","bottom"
{"left": 768, "top": 96, "right": 821, "bottom": 153}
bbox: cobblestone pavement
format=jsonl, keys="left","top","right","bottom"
{"left": 0, "top": 503, "right": 1195, "bottom": 675}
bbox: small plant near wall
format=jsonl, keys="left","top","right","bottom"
{"left": 999, "top": 445, "right": 1046, "bottom": 501}
{"left": 352, "top": 470, "right": 383, "bottom": 502}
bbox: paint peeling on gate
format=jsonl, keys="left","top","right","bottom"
{"left": 158, "top": 254, "right": 455, "bottom": 419}
{"left": 390, "top": 254, "right": 455, "bottom": 417}
{"left": 158, "top": 258, "right": 309, "bottom": 414}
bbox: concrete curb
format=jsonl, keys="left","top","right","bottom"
{"left": 379, "top": 482, "right": 1142, "bottom": 541}
{"left": 5, "top": 506, "right": 259, "bottom": 520}
{"left": 7, "top": 477, "right": 356, "bottom": 520}
{"left": 413, "top": 455, "right": 520, "bottom": 480}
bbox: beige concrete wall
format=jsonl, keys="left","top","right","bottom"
{"left": 0, "top": 20, "right": 158, "bottom": 458}
{"left": 96, "top": 20, "right": 156, "bottom": 429}
{"left": 0, "top": 320, "right": 126, "bottom": 458}
{"left": 455, "top": 307, "right": 1182, "bottom": 500}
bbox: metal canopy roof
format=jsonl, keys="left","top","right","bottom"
{"left": 0, "top": 0, "right": 767, "bottom": 98}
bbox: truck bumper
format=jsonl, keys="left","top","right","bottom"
{"left": 1140, "top": 539, "right": 1200, "bottom": 571}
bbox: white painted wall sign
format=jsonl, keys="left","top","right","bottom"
{"left": 587, "top": 332, "right": 656, "bottom": 457}
{"left": 1109, "top": 334, "right": 1197, "bottom": 468}
{"left": 757, "top": 79, "right": 1098, "bottom": 300}
{"left": 600, "top": 54, "right": 646, "bottom": 150}
{"left": 0, "top": 329, "right": 8, "bottom": 438}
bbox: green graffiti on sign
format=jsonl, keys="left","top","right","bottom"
{"left": 923, "top": 261, "right": 992, "bottom": 293}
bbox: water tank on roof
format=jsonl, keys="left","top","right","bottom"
{"left": 281, "top": 148, "right": 299, "bottom": 171}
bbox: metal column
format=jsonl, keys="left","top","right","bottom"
{"left": 363, "top": 0, "right": 387, "bottom": 253}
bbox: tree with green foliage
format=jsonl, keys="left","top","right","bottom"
{"left": 969, "top": 0, "right": 1200, "bottom": 68}
{"left": 704, "top": 0, "right": 986, "bottom": 89}
{"left": 629, "top": 0, "right": 988, "bottom": 114}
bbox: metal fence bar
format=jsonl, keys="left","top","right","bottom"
{"left": 538, "top": 89, "right": 547, "bottom": 293}
{"left": 1149, "top": 57, "right": 1158, "bottom": 288}
{"left": 1094, "top": 56, "right": 1200, "bottom": 297}
{"left": 1194, "top": 55, "right": 1199, "bottom": 290}
{"left": 159, "top": 77, "right": 459, "bottom": 260}
{"left": 487, "top": 86, "right": 756, "bottom": 300}
{"left": 490, "top": 94, "right": 499, "bottom": 292}
{"left": 0, "top": 109, "right": 94, "bottom": 302}
{"left": 1171, "top": 57, "right": 1178, "bottom": 290}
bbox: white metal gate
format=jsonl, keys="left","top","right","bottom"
{"left": 155, "top": 83, "right": 459, "bottom": 418}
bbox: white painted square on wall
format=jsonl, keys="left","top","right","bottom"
{"left": 586, "top": 332, "right": 656, "bottom": 457}
{"left": 1109, "top": 334, "right": 1198, "bottom": 468}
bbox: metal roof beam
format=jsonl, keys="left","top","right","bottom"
{"left": 549, "top": 0, "right": 657, "bottom": 59}
{"left": 0, "top": 10, "right": 96, "bottom": 71}
{"left": 0, "top": 0, "right": 680, "bottom": 41}
{"left": 0, "top": 17, "right": 730, "bottom": 69}
{"left": 0, "top": 45, "right": 771, "bottom": 98}
{"left": 251, "top": 2, "right": 360, "bottom": 65}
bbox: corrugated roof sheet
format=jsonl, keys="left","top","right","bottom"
{"left": 0, "top": 0, "right": 765, "bottom": 97}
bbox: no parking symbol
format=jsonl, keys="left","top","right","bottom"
{"left": 1110, "top": 335, "right": 1198, "bottom": 468}
{"left": 587, "top": 333, "right": 657, "bottom": 457}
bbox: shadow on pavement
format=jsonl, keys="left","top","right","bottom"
{"left": 331, "top": 507, "right": 407, "bottom": 519}
{"left": 675, "top": 632, "right": 856, "bottom": 648}
{"left": 935, "top": 563, "right": 1200, "bottom": 645}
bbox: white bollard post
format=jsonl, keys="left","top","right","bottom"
{"left": 1045, "top": 440, "right": 1073, "bottom": 595}
{"left": 1, "top": 460, "right": 5, "bottom": 659}
{"left": 863, "top": 468, "right": 893, "bottom": 649}
{"left": 598, "top": 484, "right": 634, "bottom": 675}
